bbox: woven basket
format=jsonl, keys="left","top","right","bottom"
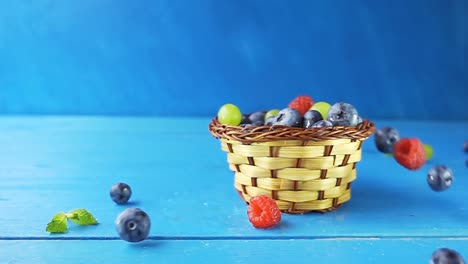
{"left": 209, "top": 117, "right": 375, "bottom": 214}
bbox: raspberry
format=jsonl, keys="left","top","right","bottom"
{"left": 393, "top": 138, "right": 426, "bottom": 170}
{"left": 247, "top": 195, "right": 281, "bottom": 229}
{"left": 288, "top": 95, "right": 314, "bottom": 116}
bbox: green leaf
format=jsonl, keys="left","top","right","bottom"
{"left": 46, "top": 213, "right": 68, "bottom": 233}
{"left": 66, "top": 209, "right": 98, "bottom": 226}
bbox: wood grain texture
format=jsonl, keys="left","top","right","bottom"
{"left": 0, "top": 117, "right": 467, "bottom": 238}
{"left": 1, "top": 239, "right": 468, "bottom": 264}
{"left": 0, "top": 117, "right": 467, "bottom": 263}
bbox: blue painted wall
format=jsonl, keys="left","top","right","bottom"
{"left": 0, "top": 0, "right": 466, "bottom": 119}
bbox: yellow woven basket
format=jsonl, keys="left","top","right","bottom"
{"left": 209, "top": 118, "right": 375, "bottom": 214}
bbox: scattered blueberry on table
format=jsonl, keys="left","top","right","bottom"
{"left": 115, "top": 208, "right": 151, "bottom": 243}
{"left": 110, "top": 182, "right": 132, "bottom": 205}
{"left": 427, "top": 165, "right": 453, "bottom": 192}
{"left": 430, "top": 248, "right": 465, "bottom": 264}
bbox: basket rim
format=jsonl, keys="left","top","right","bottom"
{"left": 208, "top": 117, "right": 375, "bottom": 144}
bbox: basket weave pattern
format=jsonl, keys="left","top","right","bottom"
{"left": 209, "top": 118, "right": 375, "bottom": 214}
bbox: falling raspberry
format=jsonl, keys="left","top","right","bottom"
{"left": 393, "top": 138, "right": 426, "bottom": 170}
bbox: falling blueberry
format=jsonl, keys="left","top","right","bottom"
{"left": 427, "top": 165, "right": 453, "bottom": 192}
{"left": 312, "top": 120, "right": 333, "bottom": 128}
{"left": 374, "top": 127, "right": 401, "bottom": 154}
{"left": 272, "top": 108, "right": 303, "bottom": 127}
{"left": 430, "top": 248, "right": 465, "bottom": 264}
{"left": 110, "top": 183, "right": 132, "bottom": 204}
{"left": 303, "top": 110, "right": 323, "bottom": 128}
{"left": 463, "top": 141, "right": 468, "bottom": 153}
{"left": 327, "top": 102, "right": 359, "bottom": 126}
{"left": 115, "top": 208, "right": 151, "bottom": 243}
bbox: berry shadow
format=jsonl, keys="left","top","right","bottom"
{"left": 116, "top": 201, "right": 140, "bottom": 207}
{"left": 128, "top": 240, "right": 161, "bottom": 249}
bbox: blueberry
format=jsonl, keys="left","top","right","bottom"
{"left": 327, "top": 102, "right": 359, "bottom": 126}
{"left": 463, "top": 141, "right": 468, "bottom": 153}
{"left": 110, "top": 183, "right": 132, "bottom": 205}
{"left": 240, "top": 114, "right": 251, "bottom": 125}
{"left": 115, "top": 208, "right": 151, "bottom": 243}
{"left": 430, "top": 248, "right": 465, "bottom": 264}
{"left": 303, "top": 110, "right": 323, "bottom": 128}
{"left": 272, "top": 108, "right": 303, "bottom": 127}
{"left": 311, "top": 120, "right": 333, "bottom": 128}
{"left": 374, "top": 127, "right": 400, "bottom": 154}
{"left": 248, "top": 111, "right": 266, "bottom": 125}
{"left": 427, "top": 165, "right": 453, "bottom": 192}
{"left": 265, "top": 116, "right": 275, "bottom": 126}
{"left": 356, "top": 116, "right": 363, "bottom": 125}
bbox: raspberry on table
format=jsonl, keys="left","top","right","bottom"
{"left": 247, "top": 195, "right": 281, "bottom": 229}
{"left": 393, "top": 138, "right": 426, "bottom": 170}
{"left": 288, "top": 95, "right": 314, "bottom": 116}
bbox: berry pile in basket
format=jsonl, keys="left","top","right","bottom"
{"left": 217, "top": 95, "right": 366, "bottom": 129}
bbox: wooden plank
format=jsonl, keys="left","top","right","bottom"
{"left": 1, "top": 239, "right": 468, "bottom": 264}
{"left": 0, "top": 117, "right": 467, "bottom": 238}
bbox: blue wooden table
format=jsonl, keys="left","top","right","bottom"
{"left": 0, "top": 117, "right": 467, "bottom": 263}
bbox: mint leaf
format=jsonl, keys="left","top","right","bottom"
{"left": 46, "top": 213, "right": 68, "bottom": 233}
{"left": 66, "top": 209, "right": 98, "bottom": 226}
